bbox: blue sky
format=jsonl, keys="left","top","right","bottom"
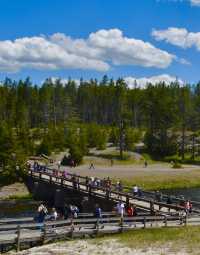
{"left": 0, "top": 0, "right": 200, "bottom": 86}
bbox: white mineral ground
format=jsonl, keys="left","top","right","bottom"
{"left": 8, "top": 239, "right": 189, "bottom": 255}
{"left": 0, "top": 183, "right": 29, "bottom": 199}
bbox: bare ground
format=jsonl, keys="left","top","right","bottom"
{"left": 0, "top": 183, "right": 30, "bottom": 199}
{"left": 10, "top": 239, "right": 190, "bottom": 255}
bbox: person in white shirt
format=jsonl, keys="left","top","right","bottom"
{"left": 116, "top": 202, "right": 125, "bottom": 218}
{"left": 133, "top": 185, "right": 138, "bottom": 196}
{"left": 51, "top": 208, "right": 58, "bottom": 221}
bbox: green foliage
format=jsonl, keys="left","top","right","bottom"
{"left": 68, "top": 145, "right": 84, "bottom": 165}
{"left": 144, "top": 130, "right": 178, "bottom": 157}
{"left": 1, "top": 76, "right": 200, "bottom": 185}
{"left": 87, "top": 124, "right": 108, "bottom": 150}
{"left": 172, "top": 161, "right": 182, "bottom": 169}
{"left": 109, "top": 127, "right": 119, "bottom": 145}
{"left": 36, "top": 138, "right": 51, "bottom": 156}
{"left": 124, "top": 128, "right": 141, "bottom": 151}
{"left": 61, "top": 155, "right": 69, "bottom": 166}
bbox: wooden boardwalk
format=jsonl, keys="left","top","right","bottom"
{"left": 28, "top": 169, "right": 197, "bottom": 215}
{"left": 1, "top": 214, "right": 200, "bottom": 253}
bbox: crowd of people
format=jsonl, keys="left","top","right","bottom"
{"left": 34, "top": 200, "right": 138, "bottom": 227}
{"left": 31, "top": 161, "right": 194, "bottom": 228}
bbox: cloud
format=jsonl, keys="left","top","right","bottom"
{"left": 0, "top": 29, "right": 175, "bottom": 73}
{"left": 124, "top": 74, "right": 184, "bottom": 88}
{"left": 87, "top": 29, "right": 174, "bottom": 68}
{"left": 44, "top": 74, "right": 183, "bottom": 89}
{"left": 152, "top": 27, "right": 200, "bottom": 50}
{"left": 0, "top": 36, "right": 109, "bottom": 73}
{"left": 191, "top": 0, "right": 200, "bottom": 6}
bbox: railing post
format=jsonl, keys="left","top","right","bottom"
{"left": 164, "top": 215, "right": 167, "bottom": 227}
{"left": 180, "top": 215, "right": 183, "bottom": 225}
{"left": 126, "top": 196, "right": 129, "bottom": 207}
{"left": 16, "top": 225, "right": 21, "bottom": 252}
{"left": 119, "top": 217, "right": 124, "bottom": 233}
{"left": 42, "top": 224, "right": 47, "bottom": 244}
{"left": 70, "top": 219, "right": 74, "bottom": 238}
{"left": 50, "top": 175, "right": 52, "bottom": 184}
{"left": 143, "top": 217, "right": 146, "bottom": 229}
{"left": 96, "top": 219, "right": 99, "bottom": 235}
{"left": 61, "top": 178, "right": 63, "bottom": 186}
{"left": 184, "top": 215, "right": 187, "bottom": 226}
{"left": 39, "top": 172, "right": 42, "bottom": 179}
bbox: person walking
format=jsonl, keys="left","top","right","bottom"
{"left": 127, "top": 204, "right": 134, "bottom": 217}
{"left": 116, "top": 201, "right": 125, "bottom": 218}
{"left": 133, "top": 185, "right": 139, "bottom": 196}
{"left": 89, "top": 162, "right": 95, "bottom": 170}
{"left": 51, "top": 208, "right": 58, "bottom": 221}
{"left": 94, "top": 204, "right": 103, "bottom": 225}
{"left": 37, "top": 204, "right": 48, "bottom": 227}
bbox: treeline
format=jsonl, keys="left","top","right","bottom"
{"left": 1, "top": 75, "right": 200, "bottom": 183}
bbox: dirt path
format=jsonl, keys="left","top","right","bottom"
{"left": 54, "top": 162, "right": 200, "bottom": 179}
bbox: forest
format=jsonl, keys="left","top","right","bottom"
{"left": 0, "top": 75, "right": 200, "bottom": 184}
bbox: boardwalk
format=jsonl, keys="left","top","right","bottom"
{"left": 1, "top": 213, "right": 200, "bottom": 253}
{"left": 28, "top": 168, "right": 197, "bottom": 215}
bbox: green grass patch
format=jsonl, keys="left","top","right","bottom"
{"left": 92, "top": 226, "right": 200, "bottom": 253}
{"left": 119, "top": 171, "right": 200, "bottom": 190}
{"left": 6, "top": 193, "right": 33, "bottom": 200}
{"left": 87, "top": 150, "right": 139, "bottom": 165}
{"left": 116, "top": 226, "right": 200, "bottom": 251}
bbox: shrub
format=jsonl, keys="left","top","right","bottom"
{"left": 172, "top": 161, "right": 182, "bottom": 169}
{"left": 68, "top": 145, "right": 84, "bottom": 165}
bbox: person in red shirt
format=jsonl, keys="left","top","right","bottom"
{"left": 127, "top": 204, "right": 134, "bottom": 217}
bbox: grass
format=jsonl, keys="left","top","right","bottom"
{"left": 6, "top": 193, "right": 33, "bottom": 200}
{"left": 91, "top": 226, "right": 200, "bottom": 254}
{"left": 118, "top": 171, "right": 200, "bottom": 190}
{"left": 86, "top": 150, "right": 139, "bottom": 165}
{"left": 115, "top": 226, "right": 200, "bottom": 252}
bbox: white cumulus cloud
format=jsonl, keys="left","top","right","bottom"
{"left": 0, "top": 29, "right": 175, "bottom": 73}
{"left": 152, "top": 27, "right": 200, "bottom": 50}
{"left": 124, "top": 74, "right": 184, "bottom": 89}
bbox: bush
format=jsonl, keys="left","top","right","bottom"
{"left": 68, "top": 145, "right": 84, "bottom": 165}
{"left": 124, "top": 128, "right": 142, "bottom": 151}
{"left": 36, "top": 138, "right": 51, "bottom": 156}
{"left": 61, "top": 155, "right": 70, "bottom": 166}
{"left": 172, "top": 161, "right": 182, "bottom": 169}
{"left": 87, "top": 124, "right": 108, "bottom": 149}
{"left": 144, "top": 130, "right": 178, "bottom": 158}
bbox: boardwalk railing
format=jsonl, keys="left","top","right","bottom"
{"left": 0, "top": 214, "right": 188, "bottom": 253}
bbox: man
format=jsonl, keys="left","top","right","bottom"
{"left": 51, "top": 208, "right": 58, "bottom": 221}
{"left": 37, "top": 204, "right": 48, "bottom": 224}
{"left": 89, "top": 163, "right": 95, "bottom": 170}
{"left": 117, "top": 201, "right": 125, "bottom": 218}
{"left": 94, "top": 204, "right": 103, "bottom": 225}
{"left": 133, "top": 185, "right": 138, "bottom": 196}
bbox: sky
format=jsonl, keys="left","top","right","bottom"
{"left": 0, "top": 0, "right": 200, "bottom": 87}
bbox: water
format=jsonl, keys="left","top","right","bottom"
{"left": 0, "top": 200, "right": 40, "bottom": 218}
{"left": 1, "top": 188, "right": 200, "bottom": 218}
{"left": 162, "top": 187, "right": 200, "bottom": 202}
